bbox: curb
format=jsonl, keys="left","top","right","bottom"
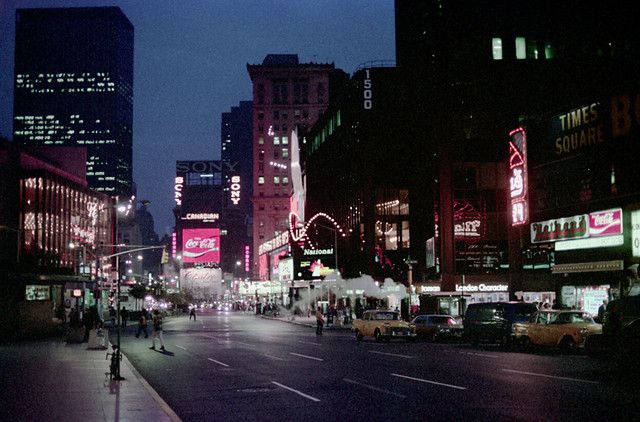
{"left": 114, "top": 342, "right": 182, "bottom": 422}
{"left": 260, "top": 315, "right": 352, "bottom": 331}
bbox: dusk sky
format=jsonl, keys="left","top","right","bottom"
{"left": 0, "top": 0, "right": 396, "bottom": 235}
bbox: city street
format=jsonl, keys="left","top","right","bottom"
{"left": 117, "top": 311, "right": 639, "bottom": 421}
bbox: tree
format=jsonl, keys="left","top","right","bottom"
{"left": 129, "top": 283, "right": 147, "bottom": 300}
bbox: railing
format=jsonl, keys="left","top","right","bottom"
{"left": 353, "top": 60, "right": 396, "bottom": 74}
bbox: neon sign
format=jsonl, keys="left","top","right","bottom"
{"left": 230, "top": 175, "right": 241, "bottom": 205}
{"left": 509, "top": 128, "right": 528, "bottom": 226}
{"left": 244, "top": 245, "right": 250, "bottom": 272}
{"left": 182, "top": 228, "right": 220, "bottom": 263}
{"left": 174, "top": 176, "right": 184, "bottom": 206}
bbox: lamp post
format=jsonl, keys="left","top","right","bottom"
{"left": 99, "top": 244, "right": 164, "bottom": 381}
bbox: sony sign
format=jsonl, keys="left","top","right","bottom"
{"left": 176, "top": 160, "right": 238, "bottom": 174}
{"left": 230, "top": 175, "right": 241, "bottom": 205}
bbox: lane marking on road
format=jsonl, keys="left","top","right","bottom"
{"left": 234, "top": 341, "right": 253, "bottom": 347}
{"left": 175, "top": 345, "right": 187, "bottom": 351}
{"left": 263, "top": 354, "right": 284, "bottom": 361}
{"left": 289, "top": 352, "right": 324, "bottom": 361}
{"left": 298, "top": 340, "right": 322, "bottom": 346}
{"left": 271, "top": 381, "right": 321, "bottom": 402}
{"left": 343, "top": 378, "right": 406, "bottom": 398}
{"left": 369, "top": 350, "right": 413, "bottom": 359}
{"left": 459, "top": 352, "right": 500, "bottom": 358}
{"left": 391, "top": 373, "right": 467, "bottom": 390}
{"left": 202, "top": 334, "right": 218, "bottom": 340}
{"left": 207, "top": 358, "right": 230, "bottom": 367}
{"left": 501, "top": 369, "right": 599, "bottom": 384}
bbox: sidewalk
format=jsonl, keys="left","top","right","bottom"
{"left": 259, "top": 313, "right": 353, "bottom": 331}
{"left": 0, "top": 337, "right": 181, "bottom": 422}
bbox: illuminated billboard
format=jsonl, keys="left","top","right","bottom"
{"left": 182, "top": 228, "right": 220, "bottom": 263}
{"left": 509, "top": 127, "right": 528, "bottom": 226}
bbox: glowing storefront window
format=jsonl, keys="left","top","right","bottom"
{"left": 258, "top": 176, "right": 265, "bottom": 185}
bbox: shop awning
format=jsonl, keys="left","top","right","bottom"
{"left": 551, "top": 260, "right": 624, "bottom": 274}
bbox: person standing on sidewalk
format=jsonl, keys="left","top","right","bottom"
{"left": 120, "top": 306, "right": 129, "bottom": 329}
{"left": 149, "top": 309, "right": 165, "bottom": 351}
{"left": 189, "top": 307, "right": 197, "bottom": 321}
{"left": 136, "top": 310, "right": 149, "bottom": 338}
{"left": 315, "top": 307, "right": 324, "bottom": 335}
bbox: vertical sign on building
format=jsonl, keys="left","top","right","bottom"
{"left": 509, "top": 127, "right": 528, "bottom": 226}
{"left": 363, "top": 69, "right": 372, "bottom": 110}
{"left": 632, "top": 210, "right": 640, "bottom": 257}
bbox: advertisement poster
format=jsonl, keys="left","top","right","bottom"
{"left": 182, "top": 228, "right": 220, "bottom": 263}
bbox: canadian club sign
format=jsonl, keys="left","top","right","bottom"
{"left": 509, "top": 127, "right": 528, "bottom": 226}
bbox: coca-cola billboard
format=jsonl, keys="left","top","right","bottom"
{"left": 182, "top": 228, "right": 220, "bottom": 263}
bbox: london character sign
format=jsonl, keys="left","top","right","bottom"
{"left": 182, "top": 228, "right": 220, "bottom": 263}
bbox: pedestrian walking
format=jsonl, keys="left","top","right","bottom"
{"left": 597, "top": 299, "right": 608, "bottom": 323}
{"left": 150, "top": 309, "right": 166, "bottom": 351}
{"left": 189, "top": 307, "right": 197, "bottom": 321}
{"left": 315, "top": 306, "right": 325, "bottom": 335}
{"left": 136, "top": 310, "right": 149, "bottom": 338}
{"left": 120, "top": 306, "right": 129, "bottom": 329}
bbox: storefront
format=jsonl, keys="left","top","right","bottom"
{"left": 455, "top": 281, "right": 510, "bottom": 304}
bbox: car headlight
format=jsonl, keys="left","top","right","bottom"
{"left": 579, "top": 328, "right": 590, "bottom": 335}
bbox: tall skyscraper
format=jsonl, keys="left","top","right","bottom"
{"left": 13, "top": 7, "right": 134, "bottom": 197}
{"left": 247, "top": 54, "right": 339, "bottom": 279}
{"left": 221, "top": 101, "right": 252, "bottom": 278}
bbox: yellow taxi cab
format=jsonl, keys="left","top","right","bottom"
{"left": 352, "top": 310, "right": 416, "bottom": 342}
{"left": 512, "top": 310, "right": 602, "bottom": 353}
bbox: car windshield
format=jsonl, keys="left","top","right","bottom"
{"left": 374, "top": 312, "right": 399, "bottom": 321}
{"left": 556, "top": 312, "right": 594, "bottom": 324}
{"left": 430, "top": 316, "right": 453, "bottom": 325}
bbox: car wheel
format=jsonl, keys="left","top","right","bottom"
{"left": 560, "top": 336, "right": 576, "bottom": 354}
{"left": 355, "top": 330, "right": 363, "bottom": 341}
{"left": 374, "top": 329, "right": 383, "bottom": 342}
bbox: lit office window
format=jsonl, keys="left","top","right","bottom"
{"left": 258, "top": 176, "right": 265, "bottom": 185}
{"left": 515, "top": 37, "right": 526, "bottom": 59}
{"left": 282, "top": 148, "right": 289, "bottom": 158}
{"left": 544, "top": 42, "right": 555, "bottom": 59}
{"left": 273, "top": 136, "right": 280, "bottom": 145}
{"left": 282, "top": 136, "right": 288, "bottom": 145}
{"left": 274, "top": 176, "right": 280, "bottom": 185}
{"left": 492, "top": 38, "right": 503, "bottom": 60}
{"left": 282, "top": 176, "right": 289, "bottom": 185}
{"left": 258, "top": 137, "right": 264, "bottom": 145}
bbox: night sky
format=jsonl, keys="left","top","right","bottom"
{"left": 0, "top": 0, "right": 395, "bottom": 235}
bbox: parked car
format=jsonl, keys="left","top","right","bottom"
{"left": 352, "top": 310, "right": 416, "bottom": 342}
{"left": 411, "top": 314, "right": 463, "bottom": 341}
{"left": 463, "top": 302, "right": 538, "bottom": 346}
{"left": 512, "top": 310, "right": 602, "bottom": 353}
{"left": 586, "top": 296, "right": 640, "bottom": 370}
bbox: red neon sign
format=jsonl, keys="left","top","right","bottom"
{"left": 182, "top": 228, "right": 220, "bottom": 263}
{"left": 509, "top": 127, "right": 528, "bottom": 226}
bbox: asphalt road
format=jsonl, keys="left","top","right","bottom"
{"left": 117, "top": 311, "right": 639, "bottom": 422}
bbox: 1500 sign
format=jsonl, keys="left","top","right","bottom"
{"left": 363, "top": 69, "right": 372, "bottom": 110}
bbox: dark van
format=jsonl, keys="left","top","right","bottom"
{"left": 463, "top": 302, "right": 538, "bottom": 346}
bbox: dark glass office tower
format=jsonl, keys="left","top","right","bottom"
{"left": 13, "top": 7, "right": 134, "bottom": 197}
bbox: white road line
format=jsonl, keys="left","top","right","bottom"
{"left": 369, "top": 350, "right": 413, "bottom": 359}
{"left": 175, "top": 345, "right": 187, "bottom": 350}
{"left": 501, "top": 369, "right": 599, "bottom": 384}
{"left": 289, "top": 352, "right": 324, "bottom": 361}
{"left": 459, "top": 352, "right": 500, "bottom": 358}
{"left": 234, "top": 341, "right": 253, "bottom": 347}
{"left": 343, "top": 378, "right": 406, "bottom": 398}
{"left": 263, "top": 354, "right": 284, "bottom": 361}
{"left": 391, "top": 373, "right": 467, "bottom": 390}
{"left": 207, "top": 358, "right": 230, "bottom": 367}
{"left": 271, "top": 381, "right": 321, "bottom": 402}
{"left": 298, "top": 340, "right": 322, "bottom": 346}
